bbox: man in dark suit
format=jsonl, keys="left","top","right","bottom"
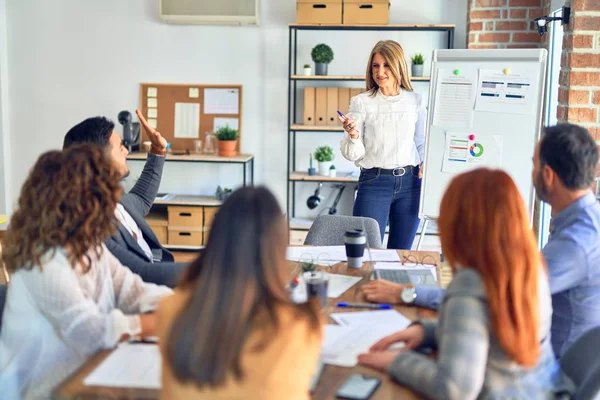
{"left": 63, "top": 110, "right": 186, "bottom": 287}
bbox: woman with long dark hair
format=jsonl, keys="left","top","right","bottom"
{"left": 0, "top": 145, "right": 171, "bottom": 399}
{"left": 157, "top": 186, "right": 323, "bottom": 399}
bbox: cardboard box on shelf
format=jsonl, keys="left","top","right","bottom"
{"left": 297, "top": 0, "right": 342, "bottom": 24}
{"left": 343, "top": 0, "right": 389, "bottom": 25}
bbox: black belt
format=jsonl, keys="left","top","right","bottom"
{"left": 362, "top": 166, "right": 418, "bottom": 176}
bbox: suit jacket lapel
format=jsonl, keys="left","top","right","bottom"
{"left": 115, "top": 222, "right": 151, "bottom": 261}
{"left": 119, "top": 200, "right": 161, "bottom": 249}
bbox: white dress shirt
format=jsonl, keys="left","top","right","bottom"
{"left": 0, "top": 245, "right": 172, "bottom": 400}
{"left": 340, "top": 89, "right": 426, "bottom": 169}
{"left": 115, "top": 203, "right": 154, "bottom": 262}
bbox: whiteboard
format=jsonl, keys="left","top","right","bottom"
{"left": 419, "top": 49, "right": 547, "bottom": 220}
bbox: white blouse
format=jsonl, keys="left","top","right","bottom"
{"left": 0, "top": 245, "right": 172, "bottom": 400}
{"left": 340, "top": 89, "right": 427, "bottom": 169}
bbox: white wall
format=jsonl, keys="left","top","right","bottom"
{"left": 0, "top": 0, "right": 10, "bottom": 220}
{"left": 4, "top": 0, "right": 467, "bottom": 218}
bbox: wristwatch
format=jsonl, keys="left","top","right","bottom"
{"left": 400, "top": 285, "right": 417, "bottom": 305}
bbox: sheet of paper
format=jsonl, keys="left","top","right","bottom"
{"left": 174, "top": 103, "right": 200, "bottom": 139}
{"left": 147, "top": 108, "right": 158, "bottom": 118}
{"left": 374, "top": 262, "right": 438, "bottom": 283}
{"left": 188, "top": 88, "right": 199, "bottom": 98}
{"left": 292, "top": 273, "right": 362, "bottom": 303}
{"left": 432, "top": 69, "right": 476, "bottom": 129}
{"left": 286, "top": 246, "right": 400, "bottom": 264}
{"left": 147, "top": 98, "right": 157, "bottom": 108}
{"left": 147, "top": 87, "right": 157, "bottom": 97}
{"left": 321, "top": 321, "right": 408, "bottom": 367}
{"left": 441, "top": 132, "right": 503, "bottom": 174}
{"left": 147, "top": 118, "right": 157, "bottom": 129}
{"left": 84, "top": 343, "right": 161, "bottom": 389}
{"left": 204, "top": 88, "right": 239, "bottom": 114}
{"left": 475, "top": 69, "right": 533, "bottom": 114}
{"left": 330, "top": 309, "right": 411, "bottom": 328}
{"left": 214, "top": 117, "right": 239, "bottom": 131}
{"left": 286, "top": 246, "right": 347, "bottom": 264}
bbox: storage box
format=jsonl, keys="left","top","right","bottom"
{"left": 204, "top": 207, "right": 219, "bottom": 228}
{"left": 343, "top": 0, "right": 389, "bottom": 25}
{"left": 146, "top": 212, "right": 168, "bottom": 244}
{"left": 168, "top": 206, "right": 203, "bottom": 227}
{"left": 297, "top": 0, "right": 342, "bottom": 24}
{"left": 168, "top": 227, "right": 203, "bottom": 246}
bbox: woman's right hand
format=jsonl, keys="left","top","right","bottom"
{"left": 337, "top": 115, "right": 359, "bottom": 138}
{"left": 369, "top": 324, "right": 425, "bottom": 352}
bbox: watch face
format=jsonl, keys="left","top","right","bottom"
{"left": 401, "top": 287, "right": 416, "bottom": 304}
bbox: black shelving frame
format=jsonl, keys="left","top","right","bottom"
{"left": 286, "top": 23, "right": 455, "bottom": 220}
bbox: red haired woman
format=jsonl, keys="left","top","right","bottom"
{"left": 358, "top": 168, "right": 572, "bottom": 399}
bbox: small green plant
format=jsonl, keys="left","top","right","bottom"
{"left": 301, "top": 261, "right": 317, "bottom": 272}
{"left": 214, "top": 125, "right": 238, "bottom": 141}
{"left": 309, "top": 153, "right": 314, "bottom": 168}
{"left": 314, "top": 145, "right": 334, "bottom": 162}
{"left": 411, "top": 53, "right": 424, "bottom": 65}
{"left": 329, "top": 164, "right": 336, "bottom": 170}
{"left": 304, "top": 63, "right": 310, "bottom": 68}
{"left": 311, "top": 44, "right": 334, "bottom": 64}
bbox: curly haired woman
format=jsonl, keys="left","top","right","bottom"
{"left": 0, "top": 145, "right": 172, "bottom": 400}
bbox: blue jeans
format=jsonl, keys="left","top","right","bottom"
{"left": 353, "top": 167, "right": 422, "bottom": 250}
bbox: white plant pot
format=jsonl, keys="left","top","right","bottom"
{"left": 318, "top": 161, "right": 332, "bottom": 176}
{"left": 303, "top": 67, "right": 312, "bottom": 76}
{"left": 329, "top": 168, "right": 337, "bottom": 178}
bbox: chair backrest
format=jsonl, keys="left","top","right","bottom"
{"left": 0, "top": 283, "right": 6, "bottom": 333}
{"left": 304, "top": 215, "right": 382, "bottom": 249}
{"left": 560, "top": 326, "right": 600, "bottom": 399}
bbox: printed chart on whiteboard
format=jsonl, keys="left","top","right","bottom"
{"left": 204, "top": 88, "right": 239, "bottom": 114}
{"left": 432, "top": 69, "right": 476, "bottom": 129}
{"left": 442, "top": 132, "right": 503, "bottom": 174}
{"left": 475, "top": 69, "right": 533, "bottom": 114}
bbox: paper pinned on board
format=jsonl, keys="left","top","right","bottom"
{"left": 475, "top": 69, "right": 534, "bottom": 115}
{"left": 147, "top": 98, "right": 157, "bottom": 108}
{"left": 441, "top": 132, "right": 503, "bottom": 174}
{"left": 147, "top": 87, "right": 158, "bottom": 98}
{"left": 174, "top": 103, "right": 200, "bottom": 139}
{"left": 214, "top": 117, "right": 239, "bottom": 131}
{"left": 84, "top": 343, "right": 161, "bottom": 389}
{"left": 204, "top": 88, "right": 239, "bottom": 114}
{"left": 147, "top": 108, "right": 158, "bottom": 118}
{"left": 432, "top": 69, "right": 476, "bottom": 129}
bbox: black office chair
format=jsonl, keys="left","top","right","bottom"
{"left": 0, "top": 283, "right": 7, "bottom": 333}
{"left": 560, "top": 326, "right": 600, "bottom": 399}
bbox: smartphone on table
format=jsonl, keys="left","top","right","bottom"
{"left": 336, "top": 373, "right": 381, "bottom": 399}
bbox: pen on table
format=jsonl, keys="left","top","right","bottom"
{"left": 336, "top": 302, "right": 392, "bottom": 310}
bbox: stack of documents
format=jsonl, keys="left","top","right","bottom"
{"left": 286, "top": 246, "right": 400, "bottom": 264}
{"left": 84, "top": 343, "right": 161, "bottom": 389}
{"left": 321, "top": 310, "right": 411, "bottom": 367}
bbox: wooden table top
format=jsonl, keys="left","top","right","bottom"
{"left": 53, "top": 249, "right": 440, "bottom": 400}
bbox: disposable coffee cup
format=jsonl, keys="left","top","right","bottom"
{"left": 344, "top": 229, "right": 366, "bottom": 268}
{"left": 304, "top": 271, "right": 329, "bottom": 309}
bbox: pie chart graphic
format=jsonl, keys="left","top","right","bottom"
{"left": 470, "top": 142, "right": 484, "bottom": 157}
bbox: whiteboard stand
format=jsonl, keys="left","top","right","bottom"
{"left": 416, "top": 218, "right": 431, "bottom": 251}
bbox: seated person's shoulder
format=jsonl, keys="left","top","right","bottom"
{"left": 446, "top": 268, "right": 486, "bottom": 298}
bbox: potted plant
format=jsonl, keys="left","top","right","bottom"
{"left": 311, "top": 44, "right": 334, "bottom": 76}
{"left": 329, "top": 164, "right": 336, "bottom": 178}
{"left": 308, "top": 153, "right": 316, "bottom": 176}
{"left": 303, "top": 63, "right": 312, "bottom": 76}
{"left": 314, "top": 145, "right": 334, "bottom": 176}
{"left": 411, "top": 53, "right": 425, "bottom": 77}
{"left": 215, "top": 125, "right": 239, "bottom": 157}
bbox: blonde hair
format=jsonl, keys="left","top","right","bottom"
{"left": 365, "top": 40, "right": 413, "bottom": 96}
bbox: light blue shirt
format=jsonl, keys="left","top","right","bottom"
{"left": 414, "top": 192, "right": 600, "bottom": 357}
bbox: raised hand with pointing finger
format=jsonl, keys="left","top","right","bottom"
{"left": 136, "top": 109, "right": 167, "bottom": 154}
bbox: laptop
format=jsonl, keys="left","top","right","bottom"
{"left": 372, "top": 269, "right": 439, "bottom": 288}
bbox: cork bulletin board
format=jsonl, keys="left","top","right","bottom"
{"left": 139, "top": 83, "right": 243, "bottom": 152}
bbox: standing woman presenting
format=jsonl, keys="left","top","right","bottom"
{"left": 339, "top": 40, "right": 426, "bottom": 249}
